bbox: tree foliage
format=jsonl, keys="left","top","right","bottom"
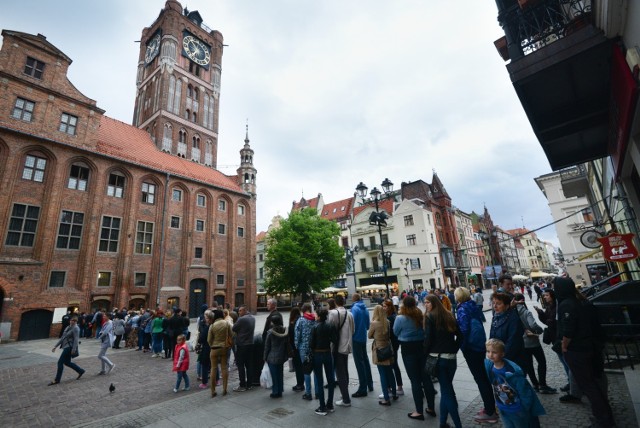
{"left": 264, "top": 208, "right": 345, "bottom": 296}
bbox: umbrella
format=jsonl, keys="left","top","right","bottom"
{"left": 512, "top": 274, "right": 528, "bottom": 281}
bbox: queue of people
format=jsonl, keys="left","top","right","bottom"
{"left": 46, "top": 276, "right": 617, "bottom": 427}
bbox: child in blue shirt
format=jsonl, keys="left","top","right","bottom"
{"left": 485, "top": 338, "right": 545, "bottom": 427}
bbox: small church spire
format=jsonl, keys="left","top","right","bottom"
{"left": 244, "top": 118, "right": 250, "bottom": 146}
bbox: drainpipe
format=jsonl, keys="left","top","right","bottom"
{"left": 156, "top": 173, "right": 170, "bottom": 306}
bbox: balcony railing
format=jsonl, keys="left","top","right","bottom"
{"left": 498, "top": 0, "right": 593, "bottom": 61}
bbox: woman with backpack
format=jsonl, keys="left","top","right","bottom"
{"left": 455, "top": 287, "right": 498, "bottom": 424}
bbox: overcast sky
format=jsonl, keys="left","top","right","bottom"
{"left": 2, "top": 1, "right": 562, "bottom": 244}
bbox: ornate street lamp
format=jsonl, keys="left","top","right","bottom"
{"left": 356, "top": 178, "right": 394, "bottom": 297}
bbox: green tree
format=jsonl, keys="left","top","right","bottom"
{"left": 264, "top": 207, "right": 345, "bottom": 296}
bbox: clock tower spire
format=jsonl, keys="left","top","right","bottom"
{"left": 133, "top": 0, "right": 223, "bottom": 168}
{"left": 237, "top": 122, "right": 257, "bottom": 197}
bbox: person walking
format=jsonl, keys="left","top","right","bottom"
{"left": 328, "top": 295, "right": 354, "bottom": 407}
{"left": 393, "top": 296, "right": 437, "bottom": 421}
{"left": 490, "top": 292, "right": 526, "bottom": 370}
{"left": 48, "top": 316, "right": 84, "bottom": 385}
{"left": 197, "top": 308, "right": 212, "bottom": 389}
{"left": 232, "top": 305, "right": 255, "bottom": 391}
{"left": 425, "top": 294, "right": 463, "bottom": 428}
{"left": 369, "top": 305, "right": 396, "bottom": 406}
{"left": 263, "top": 316, "right": 288, "bottom": 398}
{"left": 172, "top": 334, "right": 190, "bottom": 392}
{"left": 97, "top": 314, "right": 116, "bottom": 375}
{"left": 455, "top": 287, "right": 498, "bottom": 424}
{"left": 112, "top": 314, "right": 125, "bottom": 349}
{"left": 351, "top": 293, "right": 373, "bottom": 397}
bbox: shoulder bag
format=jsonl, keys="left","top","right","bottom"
{"left": 375, "top": 322, "right": 393, "bottom": 361}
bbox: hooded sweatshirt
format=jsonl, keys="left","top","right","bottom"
{"left": 555, "top": 277, "right": 601, "bottom": 351}
{"left": 351, "top": 299, "right": 370, "bottom": 343}
{"left": 264, "top": 325, "right": 289, "bottom": 365}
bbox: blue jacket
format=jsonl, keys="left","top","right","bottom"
{"left": 392, "top": 314, "right": 424, "bottom": 342}
{"left": 489, "top": 309, "right": 524, "bottom": 363}
{"left": 484, "top": 358, "right": 545, "bottom": 417}
{"left": 351, "top": 300, "right": 370, "bottom": 343}
{"left": 456, "top": 300, "right": 484, "bottom": 352}
{"left": 294, "top": 315, "right": 316, "bottom": 357}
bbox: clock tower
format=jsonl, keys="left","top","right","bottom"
{"left": 133, "top": 0, "right": 223, "bottom": 168}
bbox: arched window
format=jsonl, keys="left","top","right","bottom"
{"left": 192, "top": 136, "right": 200, "bottom": 149}
{"left": 203, "top": 93, "right": 210, "bottom": 128}
{"left": 173, "top": 79, "right": 182, "bottom": 115}
{"left": 168, "top": 75, "right": 176, "bottom": 112}
{"left": 187, "top": 84, "right": 193, "bottom": 98}
{"left": 179, "top": 129, "right": 186, "bottom": 144}
{"left": 162, "top": 123, "right": 173, "bottom": 152}
{"left": 68, "top": 162, "right": 90, "bottom": 191}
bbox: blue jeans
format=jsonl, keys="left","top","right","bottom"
{"left": 268, "top": 362, "right": 284, "bottom": 396}
{"left": 175, "top": 370, "right": 190, "bottom": 390}
{"left": 313, "top": 351, "right": 335, "bottom": 409}
{"left": 437, "top": 357, "right": 462, "bottom": 428}
{"left": 55, "top": 347, "right": 84, "bottom": 383}
{"left": 137, "top": 328, "right": 145, "bottom": 350}
{"left": 152, "top": 333, "right": 163, "bottom": 354}
{"left": 376, "top": 365, "right": 395, "bottom": 401}
{"left": 299, "top": 349, "right": 321, "bottom": 396}
{"left": 400, "top": 341, "right": 436, "bottom": 414}
{"left": 352, "top": 341, "right": 373, "bottom": 393}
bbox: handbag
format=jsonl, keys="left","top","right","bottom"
{"left": 71, "top": 349, "right": 79, "bottom": 358}
{"left": 225, "top": 326, "right": 234, "bottom": 348}
{"left": 376, "top": 343, "right": 393, "bottom": 361}
{"left": 424, "top": 354, "right": 439, "bottom": 377}
{"left": 542, "top": 328, "right": 552, "bottom": 345}
{"left": 302, "top": 353, "right": 314, "bottom": 375}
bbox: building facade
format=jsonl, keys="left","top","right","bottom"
{"left": 0, "top": 1, "right": 256, "bottom": 341}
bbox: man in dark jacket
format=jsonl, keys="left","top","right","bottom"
{"left": 232, "top": 305, "right": 255, "bottom": 391}
{"left": 555, "top": 276, "right": 615, "bottom": 428}
{"left": 262, "top": 298, "right": 283, "bottom": 342}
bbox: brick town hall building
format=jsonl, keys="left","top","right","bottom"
{"left": 0, "top": 0, "right": 257, "bottom": 340}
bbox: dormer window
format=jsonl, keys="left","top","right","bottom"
{"left": 24, "top": 57, "right": 45, "bottom": 79}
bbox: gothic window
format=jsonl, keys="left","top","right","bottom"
{"left": 22, "top": 154, "right": 47, "bottom": 182}
{"left": 162, "top": 123, "right": 173, "bottom": 152}
{"left": 187, "top": 85, "right": 194, "bottom": 98}
{"left": 173, "top": 79, "right": 182, "bottom": 115}
{"left": 68, "top": 164, "right": 89, "bottom": 191}
{"left": 192, "top": 136, "right": 200, "bottom": 149}
{"left": 204, "top": 140, "right": 213, "bottom": 166}
{"left": 168, "top": 76, "right": 175, "bottom": 112}
{"left": 203, "top": 93, "right": 209, "bottom": 128}
{"left": 207, "top": 97, "right": 214, "bottom": 130}
{"left": 107, "top": 172, "right": 125, "bottom": 198}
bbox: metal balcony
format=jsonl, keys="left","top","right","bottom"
{"left": 560, "top": 164, "right": 590, "bottom": 198}
{"left": 495, "top": 0, "right": 613, "bottom": 171}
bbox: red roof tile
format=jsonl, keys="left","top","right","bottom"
{"left": 256, "top": 231, "right": 267, "bottom": 242}
{"left": 96, "top": 116, "right": 245, "bottom": 194}
{"left": 353, "top": 198, "right": 394, "bottom": 217}
{"left": 320, "top": 197, "right": 353, "bottom": 221}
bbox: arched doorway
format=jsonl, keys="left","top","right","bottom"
{"left": 92, "top": 299, "right": 111, "bottom": 312}
{"left": 189, "top": 279, "right": 207, "bottom": 318}
{"left": 19, "top": 309, "right": 53, "bottom": 340}
{"left": 129, "top": 298, "right": 146, "bottom": 311}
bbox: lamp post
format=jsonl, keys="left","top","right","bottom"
{"left": 356, "top": 178, "right": 393, "bottom": 298}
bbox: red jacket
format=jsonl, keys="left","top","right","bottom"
{"left": 173, "top": 342, "right": 190, "bottom": 372}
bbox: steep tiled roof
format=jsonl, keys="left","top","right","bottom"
{"left": 292, "top": 196, "right": 320, "bottom": 211}
{"left": 353, "top": 198, "right": 394, "bottom": 217}
{"left": 320, "top": 197, "right": 353, "bottom": 221}
{"left": 96, "top": 116, "right": 245, "bottom": 194}
{"left": 256, "top": 231, "right": 267, "bottom": 242}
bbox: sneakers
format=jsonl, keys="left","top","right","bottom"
{"left": 560, "top": 383, "right": 570, "bottom": 392}
{"left": 559, "top": 394, "right": 581, "bottom": 403}
{"left": 183, "top": 386, "right": 190, "bottom": 391}
{"left": 151, "top": 353, "right": 158, "bottom": 358}
{"left": 335, "top": 400, "right": 351, "bottom": 407}
{"left": 351, "top": 391, "right": 367, "bottom": 398}
{"left": 292, "top": 385, "right": 305, "bottom": 392}
{"left": 233, "top": 386, "right": 247, "bottom": 392}
{"left": 173, "top": 388, "right": 178, "bottom": 393}
{"left": 396, "top": 388, "right": 404, "bottom": 396}
{"left": 216, "top": 379, "right": 221, "bottom": 386}
{"left": 199, "top": 384, "right": 208, "bottom": 389}
{"left": 326, "top": 406, "right": 335, "bottom": 413}
{"left": 302, "top": 394, "right": 313, "bottom": 400}
{"left": 315, "top": 407, "right": 327, "bottom": 416}
{"left": 473, "top": 410, "right": 499, "bottom": 424}
{"left": 107, "top": 364, "right": 115, "bottom": 374}
{"left": 539, "top": 385, "right": 557, "bottom": 394}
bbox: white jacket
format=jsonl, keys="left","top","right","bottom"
{"left": 328, "top": 307, "right": 354, "bottom": 354}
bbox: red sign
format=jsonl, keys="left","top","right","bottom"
{"left": 597, "top": 233, "right": 639, "bottom": 263}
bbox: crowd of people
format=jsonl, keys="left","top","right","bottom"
{"left": 48, "top": 274, "right": 616, "bottom": 428}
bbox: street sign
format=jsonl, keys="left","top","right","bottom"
{"left": 597, "top": 233, "right": 639, "bottom": 263}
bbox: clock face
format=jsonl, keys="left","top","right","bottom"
{"left": 145, "top": 33, "right": 161, "bottom": 65}
{"left": 183, "top": 35, "right": 211, "bottom": 66}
